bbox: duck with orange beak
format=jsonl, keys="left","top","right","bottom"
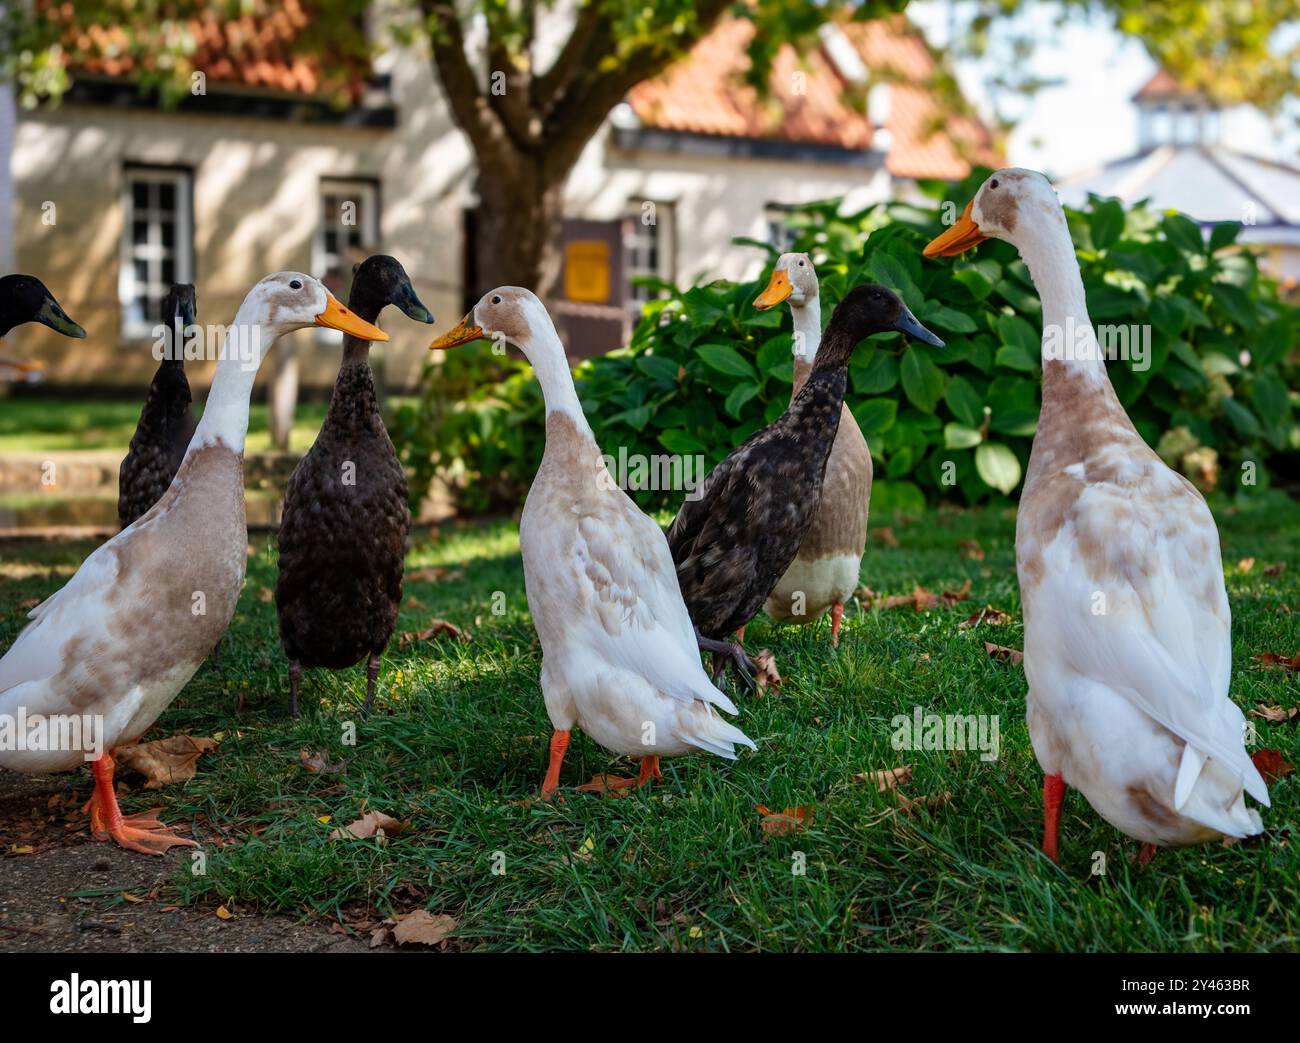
{"left": 0, "top": 273, "right": 387, "bottom": 854}
{"left": 924, "top": 169, "right": 1267, "bottom": 865}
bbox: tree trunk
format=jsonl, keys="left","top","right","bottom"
{"left": 470, "top": 165, "right": 566, "bottom": 306}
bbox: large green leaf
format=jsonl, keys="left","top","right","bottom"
{"left": 900, "top": 346, "right": 946, "bottom": 413}
{"left": 696, "top": 343, "right": 755, "bottom": 380}
{"left": 975, "top": 442, "right": 1021, "bottom": 494}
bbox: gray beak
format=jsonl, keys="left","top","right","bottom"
{"left": 35, "top": 295, "right": 87, "bottom": 339}
{"left": 393, "top": 281, "right": 434, "bottom": 325}
{"left": 891, "top": 305, "right": 944, "bottom": 347}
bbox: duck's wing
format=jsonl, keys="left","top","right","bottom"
{"left": 573, "top": 488, "right": 742, "bottom": 717}
{"left": 1025, "top": 473, "right": 1267, "bottom": 806}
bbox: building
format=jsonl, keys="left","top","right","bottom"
{"left": 1059, "top": 70, "right": 1300, "bottom": 290}
{"left": 3, "top": 4, "right": 996, "bottom": 400}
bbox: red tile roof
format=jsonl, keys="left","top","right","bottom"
{"left": 627, "top": 15, "right": 999, "bottom": 180}
{"left": 51, "top": 0, "right": 366, "bottom": 100}
{"left": 1133, "top": 68, "right": 1199, "bottom": 102}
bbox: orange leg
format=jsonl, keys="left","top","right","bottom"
{"left": 638, "top": 756, "right": 663, "bottom": 785}
{"left": 1137, "top": 842, "right": 1158, "bottom": 867}
{"left": 735, "top": 626, "right": 746, "bottom": 643}
{"left": 582, "top": 756, "right": 664, "bottom": 793}
{"left": 85, "top": 751, "right": 198, "bottom": 856}
{"left": 541, "top": 729, "right": 571, "bottom": 799}
{"left": 830, "top": 602, "right": 844, "bottom": 648}
{"left": 1042, "top": 773, "right": 1066, "bottom": 863}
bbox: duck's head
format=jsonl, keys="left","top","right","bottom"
{"left": 246, "top": 272, "right": 389, "bottom": 343}
{"left": 923, "top": 167, "right": 1063, "bottom": 257}
{"left": 428, "top": 286, "right": 558, "bottom": 364}
{"left": 754, "top": 252, "right": 818, "bottom": 310}
{"left": 348, "top": 255, "right": 435, "bottom": 326}
{"left": 161, "top": 283, "right": 197, "bottom": 331}
{"left": 0, "top": 274, "right": 86, "bottom": 339}
{"left": 827, "top": 283, "right": 944, "bottom": 349}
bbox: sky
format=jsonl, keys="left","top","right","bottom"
{"left": 907, "top": 0, "right": 1300, "bottom": 178}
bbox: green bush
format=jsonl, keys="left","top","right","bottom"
{"left": 395, "top": 170, "right": 1299, "bottom": 515}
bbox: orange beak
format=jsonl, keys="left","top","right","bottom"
{"left": 923, "top": 199, "right": 988, "bottom": 258}
{"left": 314, "top": 294, "right": 389, "bottom": 341}
{"left": 428, "top": 314, "right": 485, "bottom": 350}
{"left": 754, "top": 268, "right": 793, "bottom": 310}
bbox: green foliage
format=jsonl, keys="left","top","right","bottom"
{"left": 397, "top": 172, "right": 1299, "bottom": 515}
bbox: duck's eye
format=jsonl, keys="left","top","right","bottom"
{"left": 989, "top": 179, "right": 999, "bottom": 190}
{"left": 491, "top": 295, "right": 501, "bottom": 304}
{"left": 289, "top": 279, "right": 303, "bottom": 290}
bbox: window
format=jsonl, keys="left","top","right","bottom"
{"left": 765, "top": 208, "right": 797, "bottom": 253}
{"left": 314, "top": 178, "right": 379, "bottom": 290}
{"left": 119, "top": 167, "right": 193, "bottom": 337}
{"left": 624, "top": 202, "right": 672, "bottom": 315}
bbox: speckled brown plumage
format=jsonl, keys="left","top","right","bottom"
{"left": 274, "top": 256, "right": 433, "bottom": 714}
{"left": 118, "top": 285, "right": 197, "bottom": 529}
{"left": 667, "top": 285, "right": 942, "bottom": 672}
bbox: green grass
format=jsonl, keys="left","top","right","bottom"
{"left": 1, "top": 499, "right": 1297, "bottom": 952}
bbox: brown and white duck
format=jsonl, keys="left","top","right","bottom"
{"left": 118, "top": 284, "right": 198, "bottom": 528}
{"left": 0, "top": 273, "right": 386, "bottom": 854}
{"left": 275, "top": 255, "right": 433, "bottom": 716}
{"left": 754, "top": 253, "right": 872, "bottom": 647}
{"left": 668, "top": 284, "right": 942, "bottom": 685}
{"left": 429, "top": 288, "right": 755, "bottom": 797}
{"left": 924, "top": 168, "right": 1268, "bottom": 863}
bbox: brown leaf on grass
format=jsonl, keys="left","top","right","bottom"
{"left": 369, "top": 926, "right": 390, "bottom": 948}
{"left": 1249, "top": 704, "right": 1300, "bottom": 725}
{"left": 1251, "top": 748, "right": 1294, "bottom": 783}
{"left": 895, "top": 791, "right": 953, "bottom": 817}
{"left": 860, "top": 579, "right": 972, "bottom": 613}
{"left": 215, "top": 905, "right": 233, "bottom": 920}
{"left": 18, "top": 596, "right": 40, "bottom": 610}
{"left": 329, "top": 810, "right": 407, "bottom": 840}
{"left": 299, "top": 749, "right": 343, "bottom": 774}
{"left": 256, "top": 586, "right": 274, "bottom": 603}
{"left": 958, "top": 606, "right": 1014, "bottom": 629}
{"left": 406, "top": 567, "right": 465, "bottom": 584}
{"left": 1237, "top": 558, "right": 1256, "bottom": 574}
{"left": 1264, "top": 562, "right": 1286, "bottom": 577}
{"left": 754, "top": 649, "right": 782, "bottom": 695}
{"left": 984, "top": 642, "right": 1024, "bottom": 666}
{"left": 114, "top": 735, "right": 218, "bottom": 789}
{"left": 872, "top": 527, "right": 900, "bottom": 547}
{"left": 855, "top": 765, "right": 913, "bottom": 792}
{"left": 403, "top": 595, "right": 425, "bottom": 610}
{"left": 1254, "top": 652, "right": 1300, "bottom": 672}
{"left": 398, "top": 619, "right": 469, "bottom": 647}
{"left": 958, "top": 539, "right": 985, "bottom": 561}
{"left": 755, "top": 804, "right": 813, "bottom": 836}
{"left": 392, "top": 910, "right": 457, "bottom": 948}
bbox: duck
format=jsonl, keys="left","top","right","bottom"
{"left": 667, "top": 284, "right": 942, "bottom": 686}
{"left": 118, "top": 284, "right": 198, "bottom": 529}
{"left": 429, "top": 287, "right": 755, "bottom": 797}
{"left": 0, "top": 273, "right": 386, "bottom": 853}
{"left": 0, "top": 273, "right": 86, "bottom": 341}
{"left": 753, "top": 253, "right": 872, "bottom": 647}
{"left": 275, "top": 255, "right": 433, "bottom": 716}
{"left": 923, "top": 168, "right": 1268, "bottom": 863}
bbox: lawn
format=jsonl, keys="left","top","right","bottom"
{"left": 0, "top": 498, "right": 1297, "bottom": 952}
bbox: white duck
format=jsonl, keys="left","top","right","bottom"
{"left": 0, "top": 273, "right": 386, "bottom": 853}
{"left": 924, "top": 169, "right": 1268, "bottom": 863}
{"left": 429, "top": 288, "right": 755, "bottom": 796}
{"left": 754, "top": 253, "right": 872, "bottom": 646}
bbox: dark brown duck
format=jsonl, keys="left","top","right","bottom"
{"left": 275, "top": 255, "right": 433, "bottom": 715}
{"left": 667, "top": 283, "right": 942, "bottom": 685}
{"left": 118, "top": 284, "right": 198, "bottom": 528}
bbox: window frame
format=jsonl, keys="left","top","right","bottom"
{"left": 118, "top": 164, "right": 194, "bottom": 341}
{"left": 313, "top": 177, "right": 381, "bottom": 343}
{"left": 623, "top": 200, "right": 674, "bottom": 316}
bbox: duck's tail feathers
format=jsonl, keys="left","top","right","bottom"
{"left": 1177, "top": 750, "right": 1267, "bottom": 839}
{"left": 685, "top": 709, "right": 757, "bottom": 760}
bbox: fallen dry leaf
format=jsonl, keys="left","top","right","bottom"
{"left": 855, "top": 765, "right": 913, "bottom": 792}
{"left": 1254, "top": 652, "right": 1300, "bottom": 672}
{"left": 329, "top": 810, "right": 407, "bottom": 840}
{"left": 958, "top": 606, "right": 1014, "bottom": 629}
{"left": 958, "top": 539, "right": 985, "bottom": 561}
{"left": 895, "top": 791, "right": 953, "bottom": 817}
{"left": 753, "top": 649, "right": 782, "bottom": 695}
{"left": 1237, "top": 558, "right": 1256, "bottom": 574}
{"left": 299, "top": 749, "right": 344, "bottom": 774}
{"left": 256, "top": 586, "right": 274, "bottom": 603}
{"left": 756, "top": 804, "right": 813, "bottom": 836}
{"left": 369, "top": 926, "right": 390, "bottom": 948}
{"left": 215, "top": 905, "right": 233, "bottom": 920}
{"left": 392, "top": 910, "right": 457, "bottom": 948}
{"left": 115, "top": 735, "right": 218, "bottom": 789}
{"left": 406, "top": 567, "right": 465, "bottom": 584}
{"left": 1249, "top": 704, "right": 1300, "bottom": 725}
{"left": 984, "top": 642, "right": 1024, "bottom": 666}
{"left": 398, "top": 619, "right": 469, "bottom": 648}
{"left": 1264, "top": 562, "right": 1286, "bottom": 578}
{"left": 1251, "top": 748, "right": 1294, "bottom": 783}
{"left": 873, "top": 527, "right": 900, "bottom": 548}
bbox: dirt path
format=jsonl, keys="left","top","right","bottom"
{"left": 0, "top": 770, "right": 373, "bottom": 953}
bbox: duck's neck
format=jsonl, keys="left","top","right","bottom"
{"left": 527, "top": 327, "right": 594, "bottom": 442}
{"left": 1017, "top": 220, "right": 1108, "bottom": 387}
{"left": 189, "top": 297, "right": 273, "bottom": 458}
{"left": 790, "top": 299, "right": 823, "bottom": 393}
